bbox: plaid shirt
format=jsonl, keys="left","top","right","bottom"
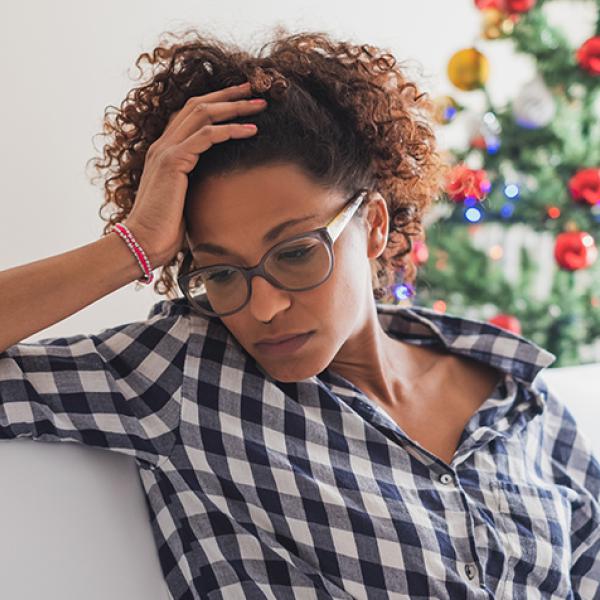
{"left": 1, "top": 297, "right": 599, "bottom": 600}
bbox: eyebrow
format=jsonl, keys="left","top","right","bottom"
{"left": 191, "top": 213, "right": 319, "bottom": 257}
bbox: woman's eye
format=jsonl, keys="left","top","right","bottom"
{"left": 277, "top": 246, "right": 313, "bottom": 261}
{"left": 207, "top": 269, "right": 235, "bottom": 282}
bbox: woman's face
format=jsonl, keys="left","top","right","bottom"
{"left": 184, "top": 162, "right": 388, "bottom": 382}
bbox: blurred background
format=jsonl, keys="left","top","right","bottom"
{"left": 408, "top": 0, "right": 600, "bottom": 369}
{"left": 0, "top": 0, "right": 598, "bottom": 367}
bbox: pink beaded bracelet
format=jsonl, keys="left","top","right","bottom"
{"left": 110, "top": 222, "right": 154, "bottom": 284}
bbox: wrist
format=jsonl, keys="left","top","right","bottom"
{"left": 111, "top": 222, "right": 156, "bottom": 284}
{"left": 119, "top": 221, "right": 159, "bottom": 264}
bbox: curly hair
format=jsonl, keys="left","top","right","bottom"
{"left": 88, "top": 26, "right": 449, "bottom": 302}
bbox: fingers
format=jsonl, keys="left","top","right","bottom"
{"left": 163, "top": 81, "right": 254, "bottom": 137}
{"left": 169, "top": 98, "right": 266, "bottom": 144}
{"left": 176, "top": 122, "right": 260, "bottom": 157}
{"left": 146, "top": 81, "right": 266, "bottom": 170}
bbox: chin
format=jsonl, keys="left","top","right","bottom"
{"left": 257, "top": 355, "right": 329, "bottom": 383}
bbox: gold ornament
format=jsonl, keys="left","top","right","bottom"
{"left": 482, "top": 8, "right": 504, "bottom": 39}
{"left": 565, "top": 220, "right": 578, "bottom": 232}
{"left": 500, "top": 16, "right": 516, "bottom": 36}
{"left": 481, "top": 8, "right": 515, "bottom": 39}
{"left": 447, "top": 48, "right": 490, "bottom": 91}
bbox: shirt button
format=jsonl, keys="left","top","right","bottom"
{"left": 464, "top": 563, "right": 477, "bottom": 581}
{"left": 439, "top": 473, "right": 454, "bottom": 485}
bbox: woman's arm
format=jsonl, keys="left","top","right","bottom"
{"left": 0, "top": 307, "right": 188, "bottom": 470}
{"left": 0, "top": 226, "right": 156, "bottom": 353}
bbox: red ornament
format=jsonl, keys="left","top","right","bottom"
{"left": 489, "top": 314, "right": 522, "bottom": 335}
{"left": 470, "top": 134, "right": 488, "bottom": 150}
{"left": 546, "top": 206, "right": 561, "bottom": 219}
{"left": 554, "top": 231, "right": 598, "bottom": 271}
{"left": 576, "top": 37, "right": 600, "bottom": 76}
{"left": 474, "top": 0, "right": 535, "bottom": 12}
{"left": 445, "top": 164, "right": 491, "bottom": 202}
{"left": 474, "top": 0, "right": 503, "bottom": 9}
{"left": 411, "top": 239, "right": 429, "bottom": 265}
{"left": 568, "top": 168, "right": 600, "bottom": 205}
{"left": 504, "top": 0, "right": 536, "bottom": 12}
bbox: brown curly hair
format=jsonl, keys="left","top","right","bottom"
{"left": 88, "top": 26, "right": 449, "bottom": 302}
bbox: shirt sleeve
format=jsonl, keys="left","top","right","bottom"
{"left": 0, "top": 304, "right": 189, "bottom": 470}
{"left": 536, "top": 376, "right": 600, "bottom": 599}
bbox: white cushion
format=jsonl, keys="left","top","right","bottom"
{"left": 0, "top": 440, "right": 169, "bottom": 600}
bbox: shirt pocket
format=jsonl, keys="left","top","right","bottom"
{"left": 490, "top": 479, "right": 576, "bottom": 597}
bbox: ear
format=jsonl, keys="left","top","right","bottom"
{"left": 363, "top": 193, "right": 389, "bottom": 260}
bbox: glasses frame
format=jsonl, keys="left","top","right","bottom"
{"left": 177, "top": 188, "right": 370, "bottom": 318}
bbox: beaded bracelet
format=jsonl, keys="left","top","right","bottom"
{"left": 110, "top": 222, "right": 154, "bottom": 284}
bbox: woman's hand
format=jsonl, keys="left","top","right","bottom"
{"left": 123, "top": 81, "right": 267, "bottom": 267}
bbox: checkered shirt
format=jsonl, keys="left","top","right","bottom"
{"left": 1, "top": 297, "right": 599, "bottom": 599}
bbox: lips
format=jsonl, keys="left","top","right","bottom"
{"left": 256, "top": 332, "right": 311, "bottom": 345}
{"left": 254, "top": 331, "right": 315, "bottom": 355}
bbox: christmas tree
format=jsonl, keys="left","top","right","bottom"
{"left": 408, "top": 0, "right": 600, "bottom": 367}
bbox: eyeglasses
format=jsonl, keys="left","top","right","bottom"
{"left": 177, "top": 188, "right": 370, "bottom": 317}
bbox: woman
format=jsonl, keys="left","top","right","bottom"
{"left": 1, "top": 27, "right": 598, "bottom": 599}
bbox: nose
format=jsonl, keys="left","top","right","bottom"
{"left": 247, "top": 275, "right": 291, "bottom": 322}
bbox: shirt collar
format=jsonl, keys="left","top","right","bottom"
{"left": 152, "top": 297, "right": 557, "bottom": 389}
{"left": 376, "top": 303, "right": 556, "bottom": 388}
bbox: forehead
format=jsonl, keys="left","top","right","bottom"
{"left": 185, "top": 163, "right": 339, "bottom": 247}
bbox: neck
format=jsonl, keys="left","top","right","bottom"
{"left": 327, "top": 300, "right": 444, "bottom": 408}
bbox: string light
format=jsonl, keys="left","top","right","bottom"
{"left": 582, "top": 234, "right": 595, "bottom": 248}
{"left": 547, "top": 206, "right": 561, "bottom": 219}
{"left": 465, "top": 207, "right": 483, "bottom": 222}
{"left": 444, "top": 105, "right": 457, "bottom": 121}
{"left": 504, "top": 183, "right": 520, "bottom": 199}
{"left": 486, "top": 140, "right": 501, "bottom": 154}
{"left": 481, "top": 111, "right": 501, "bottom": 154}
{"left": 432, "top": 300, "right": 447, "bottom": 313}
{"left": 489, "top": 244, "right": 503, "bottom": 260}
{"left": 500, "top": 203, "right": 515, "bottom": 218}
{"left": 393, "top": 283, "right": 415, "bottom": 301}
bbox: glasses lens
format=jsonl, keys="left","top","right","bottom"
{"left": 264, "top": 236, "right": 331, "bottom": 289}
{"left": 185, "top": 236, "right": 332, "bottom": 316}
{"left": 186, "top": 266, "right": 246, "bottom": 315}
